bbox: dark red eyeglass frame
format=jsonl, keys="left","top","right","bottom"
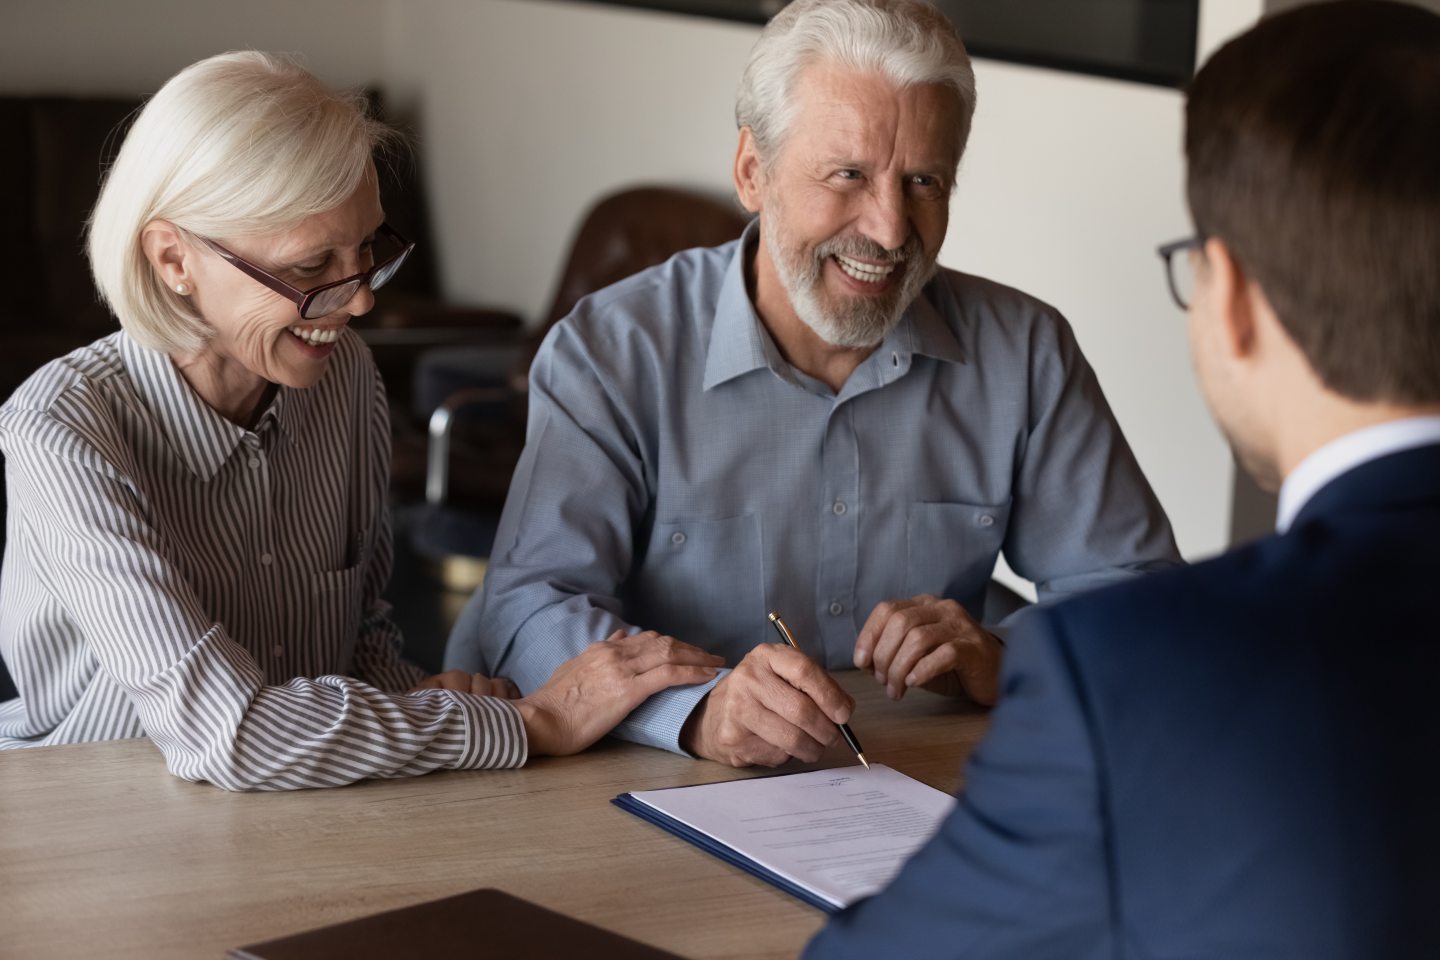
{"left": 197, "top": 223, "right": 415, "bottom": 320}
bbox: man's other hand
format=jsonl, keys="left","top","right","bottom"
{"left": 854, "top": 594, "right": 1001, "bottom": 705}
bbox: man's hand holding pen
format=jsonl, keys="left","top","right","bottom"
{"left": 680, "top": 645, "right": 855, "bottom": 768}
{"left": 854, "top": 594, "right": 1003, "bottom": 706}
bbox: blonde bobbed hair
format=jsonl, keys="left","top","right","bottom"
{"left": 87, "top": 51, "right": 395, "bottom": 354}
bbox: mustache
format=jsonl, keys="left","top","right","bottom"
{"left": 813, "top": 234, "right": 921, "bottom": 264}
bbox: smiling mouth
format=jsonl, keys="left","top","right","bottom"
{"left": 832, "top": 253, "right": 898, "bottom": 284}
{"left": 288, "top": 324, "right": 343, "bottom": 347}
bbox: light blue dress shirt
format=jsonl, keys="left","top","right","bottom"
{"left": 447, "top": 221, "right": 1179, "bottom": 753}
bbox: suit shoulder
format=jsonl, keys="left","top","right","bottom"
{"left": 1032, "top": 540, "right": 1287, "bottom": 652}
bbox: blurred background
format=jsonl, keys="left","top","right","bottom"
{"left": 5, "top": 0, "right": 1426, "bottom": 671}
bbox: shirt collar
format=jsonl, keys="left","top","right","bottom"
{"left": 1277, "top": 414, "right": 1440, "bottom": 532}
{"left": 702, "top": 219, "right": 966, "bottom": 391}
{"left": 120, "top": 332, "right": 295, "bottom": 481}
{"left": 703, "top": 220, "right": 781, "bottom": 391}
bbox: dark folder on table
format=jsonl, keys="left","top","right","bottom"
{"left": 226, "top": 887, "right": 683, "bottom": 959}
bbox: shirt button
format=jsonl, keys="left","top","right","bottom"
{"left": 832, "top": 501, "right": 847, "bottom": 516}
{"left": 829, "top": 601, "right": 845, "bottom": 616}
{"left": 248, "top": 457, "right": 261, "bottom": 469}
{"left": 978, "top": 514, "right": 996, "bottom": 527}
{"left": 671, "top": 531, "right": 686, "bottom": 545}
{"left": 272, "top": 645, "right": 284, "bottom": 658}
{"left": 260, "top": 553, "right": 273, "bottom": 566}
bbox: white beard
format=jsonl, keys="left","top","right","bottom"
{"left": 764, "top": 201, "right": 937, "bottom": 349}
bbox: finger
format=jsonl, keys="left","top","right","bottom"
{"left": 764, "top": 646, "right": 854, "bottom": 726}
{"left": 952, "top": 631, "right": 1003, "bottom": 706}
{"left": 870, "top": 605, "right": 942, "bottom": 684}
{"left": 854, "top": 600, "right": 904, "bottom": 669}
{"left": 741, "top": 699, "right": 829, "bottom": 763}
{"left": 469, "top": 674, "right": 513, "bottom": 698}
{"left": 500, "top": 678, "right": 522, "bottom": 700}
{"left": 422, "top": 669, "right": 472, "bottom": 692}
{"left": 887, "top": 624, "right": 967, "bottom": 690}
{"left": 906, "top": 643, "right": 963, "bottom": 690}
{"left": 616, "top": 632, "right": 726, "bottom": 671}
{"left": 733, "top": 733, "right": 795, "bottom": 768}
{"left": 630, "top": 663, "right": 722, "bottom": 699}
{"left": 753, "top": 674, "right": 841, "bottom": 749}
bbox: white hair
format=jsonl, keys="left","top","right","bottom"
{"left": 87, "top": 51, "right": 396, "bottom": 354}
{"left": 735, "top": 0, "right": 977, "bottom": 161}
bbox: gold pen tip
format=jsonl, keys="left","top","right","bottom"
{"left": 857, "top": 754, "right": 870, "bottom": 770}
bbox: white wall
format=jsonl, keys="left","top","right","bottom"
{"left": 380, "top": 0, "right": 758, "bottom": 321}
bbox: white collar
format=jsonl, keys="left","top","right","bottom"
{"left": 1277, "top": 415, "right": 1440, "bottom": 532}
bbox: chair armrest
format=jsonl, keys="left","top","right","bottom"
{"left": 426, "top": 386, "right": 518, "bottom": 506}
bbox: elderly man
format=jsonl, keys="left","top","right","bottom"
{"left": 447, "top": 0, "right": 1177, "bottom": 765}
{"left": 806, "top": 1, "right": 1440, "bottom": 956}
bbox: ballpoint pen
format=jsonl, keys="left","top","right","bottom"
{"left": 767, "top": 611, "right": 870, "bottom": 769}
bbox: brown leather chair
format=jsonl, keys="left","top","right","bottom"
{"left": 409, "top": 185, "right": 750, "bottom": 588}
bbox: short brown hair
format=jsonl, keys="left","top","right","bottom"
{"left": 1185, "top": 0, "right": 1440, "bottom": 404}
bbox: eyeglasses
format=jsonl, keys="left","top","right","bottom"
{"left": 1156, "top": 234, "right": 1205, "bottom": 311}
{"left": 196, "top": 223, "right": 415, "bottom": 320}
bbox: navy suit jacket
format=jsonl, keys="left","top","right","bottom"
{"left": 806, "top": 443, "right": 1440, "bottom": 959}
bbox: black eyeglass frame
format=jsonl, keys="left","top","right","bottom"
{"left": 196, "top": 223, "right": 415, "bottom": 321}
{"left": 1156, "top": 234, "right": 1206, "bottom": 311}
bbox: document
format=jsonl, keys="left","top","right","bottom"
{"left": 614, "top": 765, "right": 955, "bottom": 912}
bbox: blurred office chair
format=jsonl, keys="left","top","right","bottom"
{"left": 408, "top": 184, "right": 750, "bottom": 589}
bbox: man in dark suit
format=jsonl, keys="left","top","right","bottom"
{"left": 804, "top": 2, "right": 1440, "bottom": 957}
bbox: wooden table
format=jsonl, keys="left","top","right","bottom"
{"left": 0, "top": 673, "right": 990, "bottom": 959}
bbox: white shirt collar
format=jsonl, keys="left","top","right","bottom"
{"left": 1276, "top": 415, "right": 1440, "bottom": 532}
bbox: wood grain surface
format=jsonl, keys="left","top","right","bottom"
{"left": 0, "top": 671, "right": 990, "bottom": 959}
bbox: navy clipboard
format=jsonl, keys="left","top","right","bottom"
{"left": 613, "top": 792, "right": 842, "bottom": 913}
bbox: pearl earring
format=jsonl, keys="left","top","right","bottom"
{"left": 175, "top": 283, "right": 190, "bottom": 296}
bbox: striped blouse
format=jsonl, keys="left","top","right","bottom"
{"left": 0, "top": 329, "right": 526, "bottom": 789}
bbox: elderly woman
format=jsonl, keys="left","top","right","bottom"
{"left": 0, "top": 52, "right": 721, "bottom": 790}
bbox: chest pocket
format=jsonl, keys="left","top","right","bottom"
{"left": 633, "top": 513, "right": 764, "bottom": 658}
{"left": 905, "top": 500, "right": 1010, "bottom": 615}
{"left": 307, "top": 525, "right": 371, "bottom": 677}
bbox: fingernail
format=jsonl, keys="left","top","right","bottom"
{"left": 905, "top": 673, "right": 917, "bottom": 686}
{"left": 835, "top": 705, "right": 851, "bottom": 724}
{"left": 854, "top": 651, "right": 868, "bottom": 668}
{"left": 874, "top": 671, "right": 884, "bottom": 684}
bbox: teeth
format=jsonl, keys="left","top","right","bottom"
{"left": 834, "top": 254, "right": 897, "bottom": 283}
{"left": 288, "top": 325, "right": 341, "bottom": 346}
